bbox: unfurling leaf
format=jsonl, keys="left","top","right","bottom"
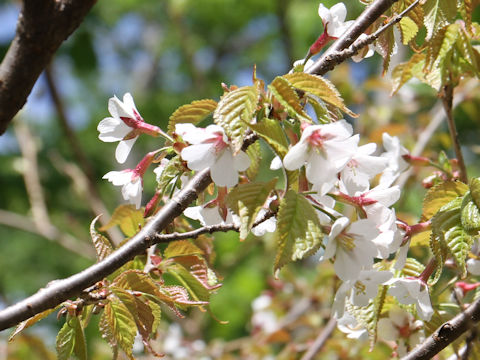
{"left": 245, "top": 140, "right": 261, "bottom": 180}
{"left": 100, "top": 204, "right": 145, "bottom": 237}
{"left": 156, "top": 155, "right": 184, "bottom": 195}
{"left": 401, "top": 258, "right": 425, "bottom": 278}
{"left": 164, "top": 240, "right": 204, "bottom": 259}
{"left": 423, "top": 0, "right": 458, "bottom": 40}
{"left": 56, "top": 316, "right": 87, "bottom": 360}
{"left": 227, "top": 179, "right": 277, "bottom": 240}
{"left": 168, "top": 99, "right": 217, "bottom": 135}
{"left": 283, "top": 73, "right": 357, "bottom": 117}
{"left": 422, "top": 181, "right": 468, "bottom": 221}
{"left": 268, "top": 76, "right": 311, "bottom": 122}
{"left": 99, "top": 297, "right": 136, "bottom": 358}
{"left": 461, "top": 193, "right": 480, "bottom": 231}
{"left": 214, "top": 85, "right": 259, "bottom": 153}
{"left": 248, "top": 118, "right": 289, "bottom": 158}
{"left": 470, "top": 177, "right": 480, "bottom": 209}
{"left": 274, "top": 191, "right": 323, "bottom": 274}
{"left": 9, "top": 306, "right": 59, "bottom": 342}
{"left": 90, "top": 215, "right": 113, "bottom": 261}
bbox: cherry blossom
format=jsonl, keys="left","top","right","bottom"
{"left": 320, "top": 217, "right": 377, "bottom": 281}
{"left": 283, "top": 120, "right": 359, "bottom": 195}
{"left": 339, "top": 142, "right": 388, "bottom": 195}
{"left": 333, "top": 269, "right": 393, "bottom": 318}
{"left": 103, "top": 151, "right": 158, "bottom": 209}
{"left": 377, "top": 307, "right": 424, "bottom": 357}
{"left": 176, "top": 123, "right": 250, "bottom": 187}
{"left": 98, "top": 93, "right": 163, "bottom": 164}
{"left": 337, "top": 311, "right": 368, "bottom": 341}
{"left": 103, "top": 170, "right": 143, "bottom": 209}
{"left": 318, "top": 2, "right": 354, "bottom": 38}
{"left": 183, "top": 205, "right": 237, "bottom": 227}
{"left": 467, "top": 238, "right": 480, "bottom": 275}
{"left": 380, "top": 133, "right": 409, "bottom": 186}
{"left": 387, "top": 277, "right": 433, "bottom": 321}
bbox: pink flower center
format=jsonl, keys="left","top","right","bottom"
{"left": 204, "top": 130, "right": 229, "bottom": 153}
{"left": 307, "top": 129, "right": 333, "bottom": 148}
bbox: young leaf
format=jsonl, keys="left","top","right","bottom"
{"left": 461, "top": 193, "right": 480, "bottom": 231}
{"left": 90, "top": 215, "right": 113, "bottom": 261}
{"left": 56, "top": 316, "right": 86, "bottom": 360}
{"left": 156, "top": 155, "right": 184, "bottom": 195}
{"left": 391, "top": 54, "right": 426, "bottom": 95}
{"left": 268, "top": 76, "right": 311, "bottom": 122}
{"left": 99, "top": 297, "right": 137, "bottom": 358}
{"left": 471, "top": 177, "right": 480, "bottom": 209}
{"left": 226, "top": 179, "right": 277, "bottom": 240}
{"left": 273, "top": 191, "right": 323, "bottom": 274}
{"left": 401, "top": 257, "right": 425, "bottom": 278}
{"left": 164, "top": 240, "right": 204, "bottom": 259}
{"left": 398, "top": 17, "right": 418, "bottom": 45}
{"left": 9, "top": 306, "right": 58, "bottom": 342}
{"left": 422, "top": 181, "right": 468, "bottom": 221}
{"left": 214, "top": 85, "right": 259, "bottom": 153}
{"left": 99, "top": 204, "right": 145, "bottom": 237}
{"left": 423, "top": 0, "right": 458, "bottom": 40}
{"left": 248, "top": 118, "right": 289, "bottom": 158}
{"left": 283, "top": 73, "right": 356, "bottom": 117}
{"left": 245, "top": 140, "right": 261, "bottom": 180}
{"left": 168, "top": 99, "right": 217, "bottom": 135}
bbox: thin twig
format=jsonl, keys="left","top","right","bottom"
{"left": 300, "top": 317, "right": 337, "bottom": 360}
{"left": 441, "top": 84, "right": 468, "bottom": 183}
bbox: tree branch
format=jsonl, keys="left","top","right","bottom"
{"left": 402, "top": 297, "right": 480, "bottom": 360}
{"left": 0, "top": 0, "right": 398, "bottom": 332}
{"left": 0, "top": 0, "right": 97, "bottom": 135}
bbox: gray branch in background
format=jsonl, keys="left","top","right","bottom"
{"left": 0, "top": 0, "right": 97, "bottom": 135}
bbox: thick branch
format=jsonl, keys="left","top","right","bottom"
{"left": 402, "top": 297, "right": 480, "bottom": 360}
{"left": 0, "top": 0, "right": 97, "bottom": 135}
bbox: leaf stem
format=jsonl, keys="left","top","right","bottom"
{"left": 441, "top": 84, "right": 468, "bottom": 183}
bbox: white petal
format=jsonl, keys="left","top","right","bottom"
{"left": 210, "top": 150, "right": 239, "bottom": 187}
{"left": 318, "top": 3, "right": 333, "bottom": 24}
{"left": 330, "top": 2, "right": 347, "bottom": 22}
{"left": 183, "top": 206, "right": 205, "bottom": 225}
{"left": 377, "top": 318, "right": 399, "bottom": 341}
{"left": 122, "top": 178, "right": 142, "bottom": 209}
{"left": 467, "top": 258, "right": 480, "bottom": 275}
{"left": 283, "top": 142, "right": 309, "bottom": 170}
{"left": 233, "top": 150, "right": 251, "bottom": 171}
{"left": 270, "top": 155, "right": 283, "bottom": 170}
{"left": 416, "top": 287, "right": 433, "bottom": 321}
{"left": 103, "top": 170, "right": 133, "bottom": 186}
{"left": 181, "top": 143, "right": 216, "bottom": 170}
{"left": 115, "top": 137, "right": 138, "bottom": 164}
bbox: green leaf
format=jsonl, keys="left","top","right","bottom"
{"left": 245, "top": 140, "right": 261, "bottom": 180}
{"left": 226, "top": 179, "right": 277, "bottom": 240}
{"left": 168, "top": 99, "right": 217, "bottom": 135}
{"left": 398, "top": 16, "right": 418, "bottom": 45}
{"left": 422, "top": 181, "right": 468, "bottom": 221}
{"left": 471, "top": 177, "right": 480, "bottom": 209}
{"left": 268, "top": 76, "right": 311, "bottom": 122}
{"left": 164, "top": 240, "right": 204, "bottom": 259}
{"left": 156, "top": 155, "right": 184, "bottom": 195}
{"left": 9, "top": 307, "right": 58, "bottom": 342}
{"left": 283, "top": 73, "right": 356, "bottom": 117}
{"left": 423, "top": 0, "right": 458, "bottom": 40}
{"left": 400, "top": 258, "right": 425, "bottom": 278}
{"left": 248, "top": 117, "right": 289, "bottom": 158}
{"left": 99, "top": 298, "right": 136, "bottom": 358}
{"left": 273, "top": 191, "right": 323, "bottom": 274}
{"left": 56, "top": 316, "right": 86, "bottom": 360}
{"left": 461, "top": 193, "right": 480, "bottom": 231}
{"left": 99, "top": 204, "right": 145, "bottom": 237}
{"left": 214, "top": 85, "right": 259, "bottom": 153}
{"left": 391, "top": 54, "right": 426, "bottom": 95}
{"left": 90, "top": 215, "right": 113, "bottom": 261}
{"left": 374, "top": 20, "right": 396, "bottom": 75}
{"left": 431, "top": 196, "right": 472, "bottom": 277}
{"left": 425, "top": 24, "right": 459, "bottom": 72}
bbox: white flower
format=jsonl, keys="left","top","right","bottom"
{"left": 339, "top": 143, "right": 388, "bottom": 195}
{"left": 270, "top": 155, "right": 283, "bottom": 170}
{"left": 467, "top": 258, "right": 480, "bottom": 275}
{"left": 177, "top": 124, "right": 250, "bottom": 187}
{"left": 290, "top": 58, "right": 315, "bottom": 73}
{"left": 320, "top": 217, "right": 378, "bottom": 281}
{"left": 366, "top": 203, "right": 402, "bottom": 258}
{"left": 387, "top": 277, "right": 433, "bottom": 321}
{"left": 103, "top": 170, "right": 143, "bottom": 209}
{"left": 183, "top": 204, "right": 239, "bottom": 227}
{"left": 283, "top": 121, "right": 358, "bottom": 194}
{"left": 333, "top": 269, "right": 393, "bottom": 318}
{"left": 379, "top": 133, "right": 409, "bottom": 186}
{"left": 337, "top": 311, "right": 368, "bottom": 341}
{"left": 377, "top": 307, "right": 424, "bottom": 357}
{"left": 352, "top": 34, "right": 375, "bottom": 63}
{"left": 251, "top": 208, "right": 277, "bottom": 236}
{"left": 318, "top": 3, "right": 354, "bottom": 38}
